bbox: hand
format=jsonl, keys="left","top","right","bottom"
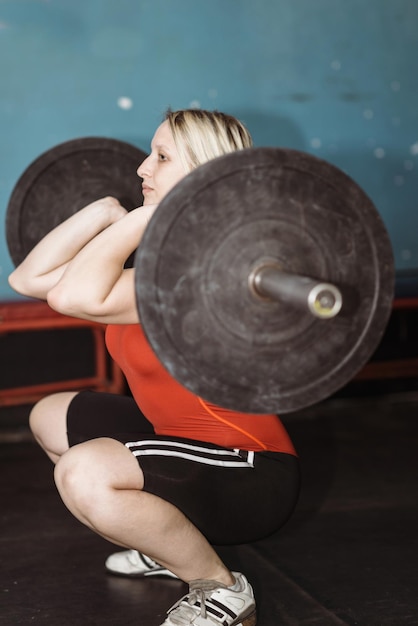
{"left": 83, "top": 196, "right": 128, "bottom": 224}
{"left": 44, "top": 202, "right": 161, "bottom": 324}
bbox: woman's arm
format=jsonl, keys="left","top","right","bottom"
{"left": 8, "top": 197, "right": 128, "bottom": 300}
{"left": 46, "top": 204, "right": 157, "bottom": 325}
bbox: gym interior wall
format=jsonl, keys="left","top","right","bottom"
{"left": 0, "top": 0, "right": 417, "bottom": 301}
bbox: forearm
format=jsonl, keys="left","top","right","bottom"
{"left": 8, "top": 197, "right": 127, "bottom": 300}
{"left": 47, "top": 205, "right": 156, "bottom": 324}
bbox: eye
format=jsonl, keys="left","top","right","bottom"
{"left": 158, "top": 152, "right": 168, "bottom": 162}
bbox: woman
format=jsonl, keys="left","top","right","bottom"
{"left": 9, "top": 109, "right": 300, "bottom": 626}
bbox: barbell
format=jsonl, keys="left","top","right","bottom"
{"left": 6, "top": 138, "right": 395, "bottom": 414}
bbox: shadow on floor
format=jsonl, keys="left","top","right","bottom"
{"left": 1, "top": 392, "right": 418, "bottom": 625}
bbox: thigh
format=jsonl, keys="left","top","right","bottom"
{"left": 30, "top": 391, "right": 79, "bottom": 459}
{"left": 67, "top": 391, "right": 155, "bottom": 447}
{"left": 126, "top": 436, "right": 301, "bottom": 546}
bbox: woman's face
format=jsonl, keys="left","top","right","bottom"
{"left": 137, "top": 120, "right": 188, "bottom": 205}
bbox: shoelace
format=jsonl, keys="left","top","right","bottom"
{"left": 167, "top": 579, "right": 227, "bottom": 624}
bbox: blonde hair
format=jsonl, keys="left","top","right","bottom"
{"left": 165, "top": 108, "right": 253, "bottom": 173}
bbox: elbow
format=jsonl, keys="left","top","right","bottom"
{"left": 9, "top": 266, "right": 53, "bottom": 301}
{"left": 46, "top": 283, "right": 105, "bottom": 319}
{"left": 46, "top": 284, "right": 83, "bottom": 317}
{"left": 8, "top": 269, "right": 33, "bottom": 298}
{"left": 8, "top": 270, "right": 21, "bottom": 293}
{"left": 46, "top": 284, "right": 74, "bottom": 316}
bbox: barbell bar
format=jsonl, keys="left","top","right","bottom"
{"left": 248, "top": 262, "right": 343, "bottom": 319}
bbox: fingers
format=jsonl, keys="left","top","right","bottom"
{"left": 83, "top": 196, "right": 128, "bottom": 223}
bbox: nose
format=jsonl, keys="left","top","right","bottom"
{"left": 137, "top": 155, "right": 151, "bottom": 179}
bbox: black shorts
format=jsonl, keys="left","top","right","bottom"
{"left": 67, "top": 391, "right": 300, "bottom": 545}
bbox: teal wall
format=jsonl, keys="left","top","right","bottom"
{"left": 0, "top": 0, "right": 417, "bottom": 300}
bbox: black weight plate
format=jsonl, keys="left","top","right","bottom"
{"left": 135, "top": 147, "right": 394, "bottom": 414}
{"left": 6, "top": 137, "right": 147, "bottom": 266}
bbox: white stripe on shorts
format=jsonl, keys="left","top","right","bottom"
{"left": 125, "top": 439, "right": 255, "bottom": 468}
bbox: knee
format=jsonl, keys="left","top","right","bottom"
{"left": 54, "top": 444, "right": 97, "bottom": 524}
{"left": 54, "top": 438, "right": 141, "bottom": 520}
{"left": 54, "top": 442, "right": 97, "bottom": 508}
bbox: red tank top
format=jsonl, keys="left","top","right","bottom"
{"left": 106, "top": 324, "right": 296, "bottom": 454}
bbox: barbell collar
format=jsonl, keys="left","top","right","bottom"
{"left": 250, "top": 263, "right": 343, "bottom": 319}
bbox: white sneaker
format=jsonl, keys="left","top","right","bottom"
{"left": 105, "top": 549, "right": 178, "bottom": 579}
{"left": 161, "top": 571, "right": 256, "bottom": 626}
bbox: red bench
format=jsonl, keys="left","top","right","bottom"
{"left": 1, "top": 296, "right": 418, "bottom": 408}
{"left": 0, "top": 300, "right": 126, "bottom": 407}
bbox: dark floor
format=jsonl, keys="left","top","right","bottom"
{"left": 1, "top": 387, "right": 417, "bottom": 626}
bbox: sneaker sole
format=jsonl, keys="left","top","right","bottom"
{"left": 239, "top": 610, "right": 257, "bottom": 626}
